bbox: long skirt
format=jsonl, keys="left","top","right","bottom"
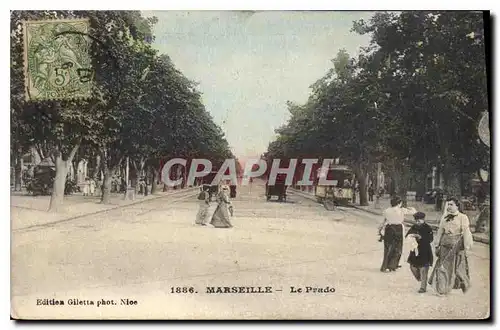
{"left": 210, "top": 203, "right": 232, "bottom": 228}
{"left": 428, "top": 234, "right": 470, "bottom": 295}
{"left": 381, "top": 224, "right": 404, "bottom": 271}
{"left": 195, "top": 203, "right": 210, "bottom": 225}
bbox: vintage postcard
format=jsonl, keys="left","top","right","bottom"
{"left": 10, "top": 10, "right": 490, "bottom": 320}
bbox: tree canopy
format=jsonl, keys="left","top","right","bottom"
{"left": 11, "top": 10, "right": 234, "bottom": 208}
{"left": 265, "top": 11, "right": 489, "bottom": 204}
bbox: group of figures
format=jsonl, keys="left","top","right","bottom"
{"left": 378, "top": 196, "right": 473, "bottom": 295}
{"left": 195, "top": 184, "right": 234, "bottom": 228}
{"left": 82, "top": 177, "right": 97, "bottom": 196}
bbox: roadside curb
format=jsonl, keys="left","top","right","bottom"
{"left": 351, "top": 205, "right": 490, "bottom": 245}
{"left": 13, "top": 187, "right": 199, "bottom": 232}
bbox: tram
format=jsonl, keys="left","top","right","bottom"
{"left": 314, "top": 164, "right": 354, "bottom": 209}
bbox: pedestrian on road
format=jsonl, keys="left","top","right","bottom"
{"left": 378, "top": 196, "right": 417, "bottom": 272}
{"left": 230, "top": 184, "right": 237, "bottom": 198}
{"left": 428, "top": 197, "right": 473, "bottom": 295}
{"left": 368, "top": 184, "right": 375, "bottom": 202}
{"left": 195, "top": 185, "right": 211, "bottom": 226}
{"left": 405, "top": 212, "right": 434, "bottom": 293}
{"left": 210, "top": 185, "right": 233, "bottom": 228}
{"left": 83, "top": 177, "right": 90, "bottom": 196}
{"left": 352, "top": 183, "right": 358, "bottom": 204}
{"left": 89, "top": 178, "right": 96, "bottom": 196}
{"left": 435, "top": 189, "right": 444, "bottom": 212}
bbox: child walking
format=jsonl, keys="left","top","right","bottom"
{"left": 405, "top": 212, "right": 434, "bottom": 293}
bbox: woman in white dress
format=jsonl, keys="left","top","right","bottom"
{"left": 378, "top": 196, "right": 417, "bottom": 272}
{"left": 82, "top": 177, "right": 90, "bottom": 196}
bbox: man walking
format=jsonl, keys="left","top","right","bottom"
{"left": 368, "top": 184, "right": 375, "bottom": 202}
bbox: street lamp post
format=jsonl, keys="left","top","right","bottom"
{"left": 125, "top": 156, "right": 130, "bottom": 189}
{"left": 124, "top": 156, "right": 135, "bottom": 200}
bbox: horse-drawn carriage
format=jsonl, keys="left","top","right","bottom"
{"left": 26, "top": 164, "right": 55, "bottom": 196}
{"left": 26, "top": 161, "right": 80, "bottom": 196}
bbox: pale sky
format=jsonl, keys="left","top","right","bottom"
{"left": 142, "top": 11, "right": 374, "bottom": 158}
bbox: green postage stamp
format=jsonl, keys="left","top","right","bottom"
{"left": 23, "top": 18, "right": 93, "bottom": 101}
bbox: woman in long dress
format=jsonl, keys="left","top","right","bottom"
{"left": 195, "top": 185, "right": 210, "bottom": 226}
{"left": 210, "top": 185, "right": 233, "bottom": 228}
{"left": 378, "top": 196, "right": 417, "bottom": 272}
{"left": 429, "top": 197, "right": 473, "bottom": 295}
{"left": 82, "top": 177, "right": 90, "bottom": 196}
{"left": 89, "top": 178, "right": 96, "bottom": 196}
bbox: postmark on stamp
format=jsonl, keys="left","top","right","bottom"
{"left": 23, "top": 18, "right": 93, "bottom": 101}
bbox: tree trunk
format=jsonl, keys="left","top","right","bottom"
{"left": 35, "top": 146, "right": 45, "bottom": 163}
{"left": 94, "top": 154, "right": 101, "bottom": 180}
{"left": 71, "top": 159, "right": 79, "bottom": 181}
{"left": 137, "top": 158, "right": 147, "bottom": 195}
{"left": 151, "top": 166, "right": 159, "bottom": 194}
{"left": 390, "top": 164, "right": 399, "bottom": 198}
{"left": 14, "top": 152, "right": 23, "bottom": 191}
{"left": 443, "top": 168, "right": 461, "bottom": 198}
{"left": 182, "top": 166, "right": 187, "bottom": 188}
{"left": 139, "top": 158, "right": 146, "bottom": 178}
{"left": 397, "top": 179, "right": 409, "bottom": 208}
{"left": 100, "top": 150, "right": 111, "bottom": 204}
{"left": 48, "top": 142, "right": 80, "bottom": 211}
{"left": 131, "top": 174, "right": 138, "bottom": 191}
{"left": 100, "top": 149, "right": 124, "bottom": 203}
{"left": 352, "top": 163, "right": 369, "bottom": 206}
{"left": 143, "top": 164, "right": 149, "bottom": 197}
{"left": 48, "top": 154, "right": 68, "bottom": 211}
{"left": 397, "top": 161, "right": 411, "bottom": 207}
{"left": 101, "top": 166, "right": 113, "bottom": 204}
{"left": 358, "top": 169, "right": 369, "bottom": 206}
{"left": 438, "top": 144, "right": 460, "bottom": 197}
